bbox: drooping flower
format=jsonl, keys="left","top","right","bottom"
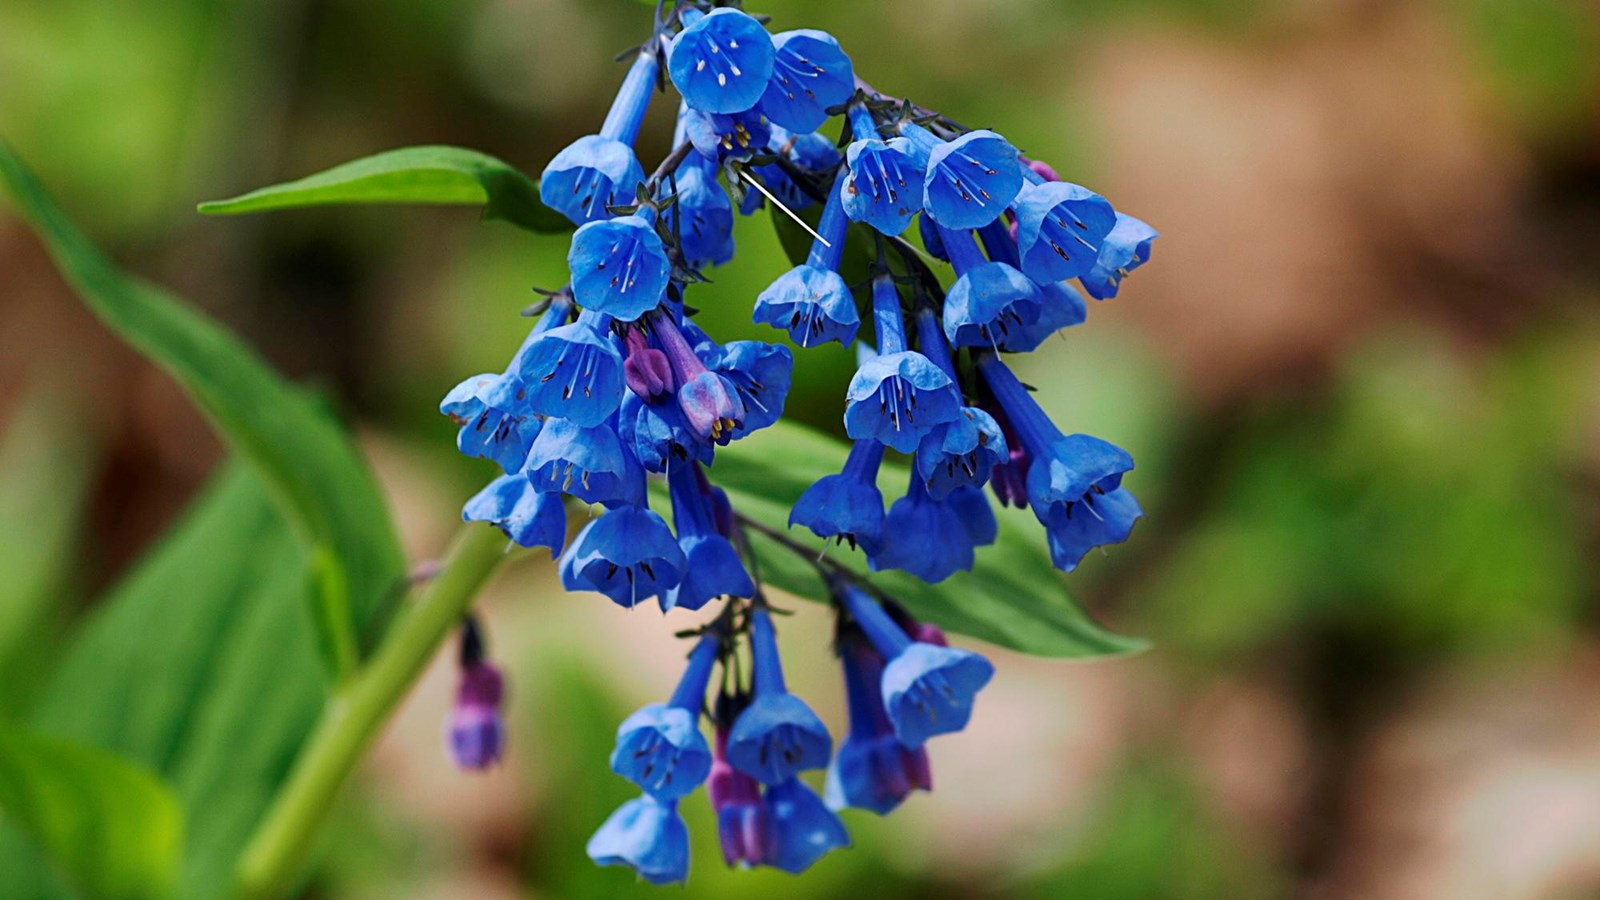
{"left": 758, "top": 29, "right": 855, "bottom": 134}
{"left": 664, "top": 463, "right": 754, "bottom": 611}
{"left": 758, "top": 777, "right": 851, "bottom": 873}
{"left": 905, "top": 305, "right": 1007, "bottom": 497}
{"left": 586, "top": 793, "right": 691, "bottom": 885}
{"left": 897, "top": 123, "right": 1022, "bottom": 230}
{"left": 498, "top": 309, "right": 624, "bottom": 428}
{"left": 447, "top": 617, "right": 504, "bottom": 771}
{"left": 841, "top": 104, "right": 927, "bottom": 235}
{"left": 835, "top": 583, "right": 994, "bottom": 749}
{"left": 712, "top": 340, "right": 793, "bottom": 438}
{"left": 976, "top": 353, "right": 1142, "bottom": 566}
{"left": 1011, "top": 179, "right": 1116, "bottom": 284}
{"left": 825, "top": 631, "right": 931, "bottom": 814}
{"left": 523, "top": 417, "right": 643, "bottom": 507}
{"left": 789, "top": 438, "right": 887, "bottom": 553}
{"left": 560, "top": 503, "right": 687, "bottom": 608}
{"left": 610, "top": 633, "right": 718, "bottom": 801}
{"left": 668, "top": 8, "right": 776, "bottom": 115}
{"left": 1080, "top": 212, "right": 1159, "bottom": 300}
{"left": 843, "top": 272, "right": 961, "bottom": 452}
{"left": 868, "top": 470, "right": 982, "bottom": 584}
{"left": 974, "top": 220, "right": 1088, "bottom": 352}
{"left": 462, "top": 473, "right": 566, "bottom": 556}
{"left": 568, "top": 209, "right": 670, "bottom": 321}
{"left": 665, "top": 102, "right": 737, "bottom": 268}
{"left": 541, "top": 50, "right": 655, "bottom": 225}
{"left": 441, "top": 292, "right": 573, "bottom": 473}
{"left": 620, "top": 390, "right": 712, "bottom": 473}
{"left": 937, "top": 225, "right": 1042, "bottom": 348}
{"left": 726, "top": 607, "right": 832, "bottom": 785}
{"left": 753, "top": 179, "right": 860, "bottom": 348}
{"left": 441, "top": 372, "right": 541, "bottom": 474}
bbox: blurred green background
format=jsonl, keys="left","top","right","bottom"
{"left": 3, "top": 0, "right": 1599, "bottom": 897}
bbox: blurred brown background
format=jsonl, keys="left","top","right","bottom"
{"left": 3, "top": 0, "right": 1599, "bottom": 897}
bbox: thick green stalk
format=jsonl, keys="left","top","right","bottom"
{"left": 233, "top": 524, "right": 511, "bottom": 899}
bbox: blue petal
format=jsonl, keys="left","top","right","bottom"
{"left": 1024, "top": 434, "right": 1135, "bottom": 525}
{"left": 1080, "top": 213, "right": 1158, "bottom": 300}
{"left": 947, "top": 485, "right": 998, "bottom": 547}
{"left": 997, "top": 280, "right": 1087, "bottom": 353}
{"left": 917, "top": 212, "right": 948, "bottom": 261}
{"left": 842, "top": 138, "right": 927, "bottom": 235}
{"left": 524, "top": 419, "right": 642, "bottom": 506}
{"left": 610, "top": 704, "right": 713, "bottom": 801}
{"left": 666, "top": 161, "right": 735, "bottom": 268}
{"left": 825, "top": 733, "right": 930, "bottom": 816}
{"left": 880, "top": 643, "right": 995, "bottom": 748}
{"left": 444, "top": 373, "right": 539, "bottom": 474}
{"left": 1013, "top": 180, "right": 1116, "bottom": 283}
{"left": 568, "top": 214, "right": 670, "bottom": 321}
{"left": 920, "top": 129, "right": 1022, "bottom": 229}
{"left": 499, "top": 317, "right": 624, "bottom": 428}
{"left": 789, "top": 442, "right": 886, "bottom": 553}
{"left": 758, "top": 30, "right": 854, "bottom": 133}
{"left": 622, "top": 392, "right": 712, "bottom": 473}
{"left": 664, "top": 532, "right": 754, "bottom": 612}
{"left": 843, "top": 351, "right": 962, "bottom": 453}
{"left": 586, "top": 795, "right": 690, "bottom": 885}
{"left": 915, "top": 407, "right": 1008, "bottom": 499}
{"left": 868, "top": 478, "right": 978, "bottom": 583}
{"left": 716, "top": 341, "right": 792, "bottom": 437}
{"left": 753, "top": 265, "right": 860, "bottom": 348}
{"left": 540, "top": 135, "right": 646, "bottom": 226}
{"left": 462, "top": 475, "right": 567, "bottom": 556}
{"left": 727, "top": 693, "right": 833, "bottom": 785}
{"left": 760, "top": 779, "right": 851, "bottom": 874}
{"left": 942, "top": 261, "right": 1042, "bottom": 348}
{"left": 667, "top": 8, "right": 775, "bottom": 115}
{"left": 1043, "top": 486, "right": 1142, "bottom": 572}
{"left": 683, "top": 107, "right": 772, "bottom": 161}
{"left": 559, "top": 506, "right": 686, "bottom": 608}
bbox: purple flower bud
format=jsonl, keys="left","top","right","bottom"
{"left": 449, "top": 661, "right": 504, "bottom": 771}
{"left": 708, "top": 719, "right": 768, "bottom": 867}
{"left": 623, "top": 327, "right": 674, "bottom": 400}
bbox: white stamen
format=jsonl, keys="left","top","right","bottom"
{"left": 696, "top": 59, "right": 706, "bottom": 72}
{"left": 717, "top": 73, "right": 727, "bottom": 86}
{"left": 741, "top": 171, "right": 829, "bottom": 248}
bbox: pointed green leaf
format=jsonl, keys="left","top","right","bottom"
{"left": 0, "top": 726, "right": 183, "bottom": 900}
{"left": 0, "top": 142, "right": 404, "bottom": 676}
{"left": 196, "top": 145, "right": 572, "bottom": 233}
{"left": 709, "top": 421, "right": 1146, "bottom": 658}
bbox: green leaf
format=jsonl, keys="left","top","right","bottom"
{"left": 0, "top": 464, "right": 334, "bottom": 899}
{"left": 196, "top": 145, "right": 572, "bottom": 234}
{"left": 0, "top": 142, "right": 405, "bottom": 677}
{"left": 0, "top": 726, "right": 183, "bottom": 900}
{"left": 0, "top": 382, "right": 98, "bottom": 716}
{"left": 707, "top": 421, "right": 1145, "bottom": 658}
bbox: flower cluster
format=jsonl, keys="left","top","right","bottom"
{"left": 440, "top": 0, "right": 1156, "bottom": 883}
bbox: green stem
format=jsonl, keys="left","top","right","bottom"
{"left": 232, "top": 523, "right": 512, "bottom": 899}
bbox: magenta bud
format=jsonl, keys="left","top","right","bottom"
{"left": 1027, "top": 158, "right": 1061, "bottom": 182}
{"left": 910, "top": 623, "right": 949, "bottom": 647}
{"left": 448, "top": 662, "right": 505, "bottom": 771}
{"left": 625, "top": 347, "right": 674, "bottom": 400}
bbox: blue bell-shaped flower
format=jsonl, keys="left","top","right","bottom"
{"left": 586, "top": 793, "right": 691, "bottom": 885}
{"left": 610, "top": 633, "right": 719, "bottom": 800}
{"left": 727, "top": 608, "right": 832, "bottom": 785}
